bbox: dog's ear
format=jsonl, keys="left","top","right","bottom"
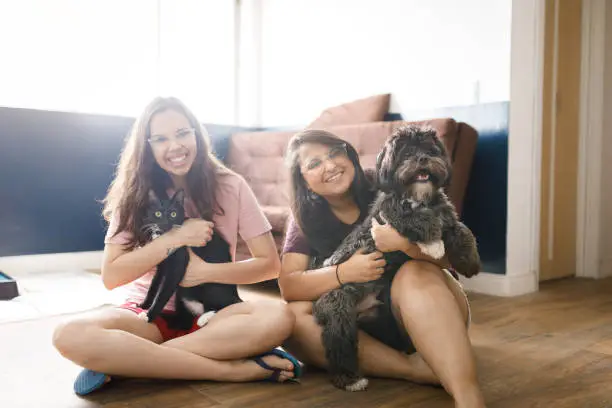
{"left": 443, "top": 160, "right": 453, "bottom": 189}
{"left": 376, "top": 137, "right": 395, "bottom": 190}
{"left": 434, "top": 135, "right": 453, "bottom": 188}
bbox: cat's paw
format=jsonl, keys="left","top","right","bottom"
{"left": 196, "top": 311, "right": 216, "bottom": 327}
{"left": 137, "top": 311, "right": 149, "bottom": 321}
{"left": 417, "top": 240, "right": 445, "bottom": 259}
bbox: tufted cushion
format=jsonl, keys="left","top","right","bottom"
{"left": 227, "top": 119, "right": 478, "bottom": 261}
{"left": 227, "top": 118, "right": 472, "bottom": 239}
{"left": 261, "top": 205, "right": 290, "bottom": 233}
{"left": 227, "top": 130, "right": 292, "bottom": 208}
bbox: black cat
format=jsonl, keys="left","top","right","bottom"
{"left": 138, "top": 188, "right": 242, "bottom": 330}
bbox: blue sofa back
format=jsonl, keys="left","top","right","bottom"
{"left": 0, "top": 106, "right": 253, "bottom": 257}
{"left": 1, "top": 102, "right": 509, "bottom": 276}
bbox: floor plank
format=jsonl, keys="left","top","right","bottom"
{"left": 2, "top": 278, "right": 612, "bottom": 407}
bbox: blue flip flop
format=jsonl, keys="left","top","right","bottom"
{"left": 253, "top": 348, "right": 303, "bottom": 383}
{"left": 73, "top": 368, "right": 109, "bottom": 396}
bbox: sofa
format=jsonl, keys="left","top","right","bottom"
{"left": 226, "top": 118, "right": 478, "bottom": 261}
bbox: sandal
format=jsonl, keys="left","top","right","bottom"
{"left": 253, "top": 348, "right": 303, "bottom": 383}
{"left": 73, "top": 368, "right": 109, "bottom": 396}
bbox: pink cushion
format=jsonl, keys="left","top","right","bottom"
{"left": 307, "top": 94, "right": 391, "bottom": 128}
{"left": 261, "top": 205, "right": 290, "bottom": 233}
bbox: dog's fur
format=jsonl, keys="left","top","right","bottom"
{"left": 312, "top": 125, "right": 481, "bottom": 391}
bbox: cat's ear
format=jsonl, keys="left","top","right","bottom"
{"left": 171, "top": 189, "right": 185, "bottom": 205}
{"left": 148, "top": 189, "right": 158, "bottom": 204}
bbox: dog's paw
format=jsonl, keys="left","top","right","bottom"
{"left": 345, "top": 377, "right": 369, "bottom": 392}
{"left": 417, "top": 240, "right": 445, "bottom": 259}
{"left": 332, "top": 374, "right": 369, "bottom": 392}
{"left": 196, "top": 311, "right": 216, "bottom": 327}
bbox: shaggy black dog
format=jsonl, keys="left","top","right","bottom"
{"left": 312, "top": 125, "right": 481, "bottom": 391}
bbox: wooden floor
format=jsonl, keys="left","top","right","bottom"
{"left": 2, "top": 278, "right": 612, "bottom": 408}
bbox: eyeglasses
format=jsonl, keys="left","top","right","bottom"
{"left": 148, "top": 128, "right": 195, "bottom": 148}
{"left": 301, "top": 143, "right": 348, "bottom": 174}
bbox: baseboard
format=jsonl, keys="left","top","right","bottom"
{"left": 598, "top": 257, "right": 612, "bottom": 279}
{"left": 0, "top": 251, "right": 104, "bottom": 277}
{"left": 459, "top": 271, "right": 538, "bottom": 297}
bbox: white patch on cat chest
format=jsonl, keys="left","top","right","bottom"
{"left": 197, "top": 310, "right": 216, "bottom": 327}
{"left": 183, "top": 299, "right": 204, "bottom": 316}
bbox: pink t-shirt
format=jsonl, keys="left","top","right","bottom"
{"left": 104, "top": 172, "right": 272, "bottom": 311}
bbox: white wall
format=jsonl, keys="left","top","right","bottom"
{"left": 258, "top": 0, "right": 512, "bottom": 126}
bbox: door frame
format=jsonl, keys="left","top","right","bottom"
{"left": 451, "top": 0, "right": 546, "bottom": 297}
{"left": 500, "top": 0, "right": 545, "bottom": 295}
{"left": 576, "top": 0, "right": 607, "bottom": 279}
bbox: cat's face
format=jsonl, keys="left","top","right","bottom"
{"left": 142, "top": 189, "right": 186, "bottom": 238}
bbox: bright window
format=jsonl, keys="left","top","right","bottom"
{"left": 0, "top": 0, "right": 236, "bottom": 123}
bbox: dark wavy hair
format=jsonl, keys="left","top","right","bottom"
{"left": 102, "top": 96, "right": 230, "bottom": 250}
{"left": 286, "top": 129, "right": 377, "bottom": 261}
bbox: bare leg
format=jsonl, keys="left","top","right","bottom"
{"left": 53, "top": 302, "right": 296, "bottom": 383}
{"left": 391, "top": 261, "right": 485, "bottom": 408}
{"left": 284, "top": 301, "right": 439, "bottom": 385}
{"left": 163, "top": 300, "right": 294, "bottom": 360}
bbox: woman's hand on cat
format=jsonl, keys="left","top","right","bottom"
{"left": 371, "top": 218, "right": 412, "bottom": 253}
{"left": 169, "top": 219, "right": 214, "bottom": 247}
{"left": 180, "top": 248, "right": 210, "bottom": 287}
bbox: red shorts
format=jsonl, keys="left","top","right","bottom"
{"left": 119, "top": 302, "right": 201, "bottom": 342}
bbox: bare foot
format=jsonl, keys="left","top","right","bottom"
{"left": 405, "top": 353, "right": 440, "bottom": 385}
{"left": 241, "top": 355, "right": 296, "bottom": 383}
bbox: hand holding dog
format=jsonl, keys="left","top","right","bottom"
{"left": 371, "top": 218, "right": 411, "bottom": 253}
{"left": 338, "top": 249, "right": 386, "bottom": 283}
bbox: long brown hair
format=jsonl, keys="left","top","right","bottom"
{"left": 286, "top": 129, "right": 376, "bottom": 261}
{"left": 102, "top": 96, "right": 229, "bottom": 249}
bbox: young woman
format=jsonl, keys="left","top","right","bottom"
{"left": 280, "top": 129, "right": 485, "bottom": 408}
{"left": 53, "top": 97, "right": 301, "bottom": 395}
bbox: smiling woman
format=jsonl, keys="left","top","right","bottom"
{"left": 148, "top": 117, "right": 198, "bottom": 182}
{"left": 280, "top": 128, "right": 485, "bottom": 407}
{"left": 52, "top": 96, "right": 302, "bottom": 395}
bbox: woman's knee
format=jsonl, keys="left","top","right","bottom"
{"left": 391, "top": 261, "right": 469, "bottom": 323}
{"left": 252, "top": 300, "right": 296, "bottom": 340}
{"left": 52, "top": 319, "right": 100, "bottom": 363}
{"left": 286, "top": 301, "right": 313, "bottom": 317}
{"left": 393, "top": 260, "right": 447, "bottom": 292}
{"left": 52, "top": 310, "right": 128, "bottom": 361}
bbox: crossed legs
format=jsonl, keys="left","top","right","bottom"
{"left": 284, "top": 260, "right": 485, "bottom": 408}
{"left": 53, "top": 300, "right": 297, "bottom": 383}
